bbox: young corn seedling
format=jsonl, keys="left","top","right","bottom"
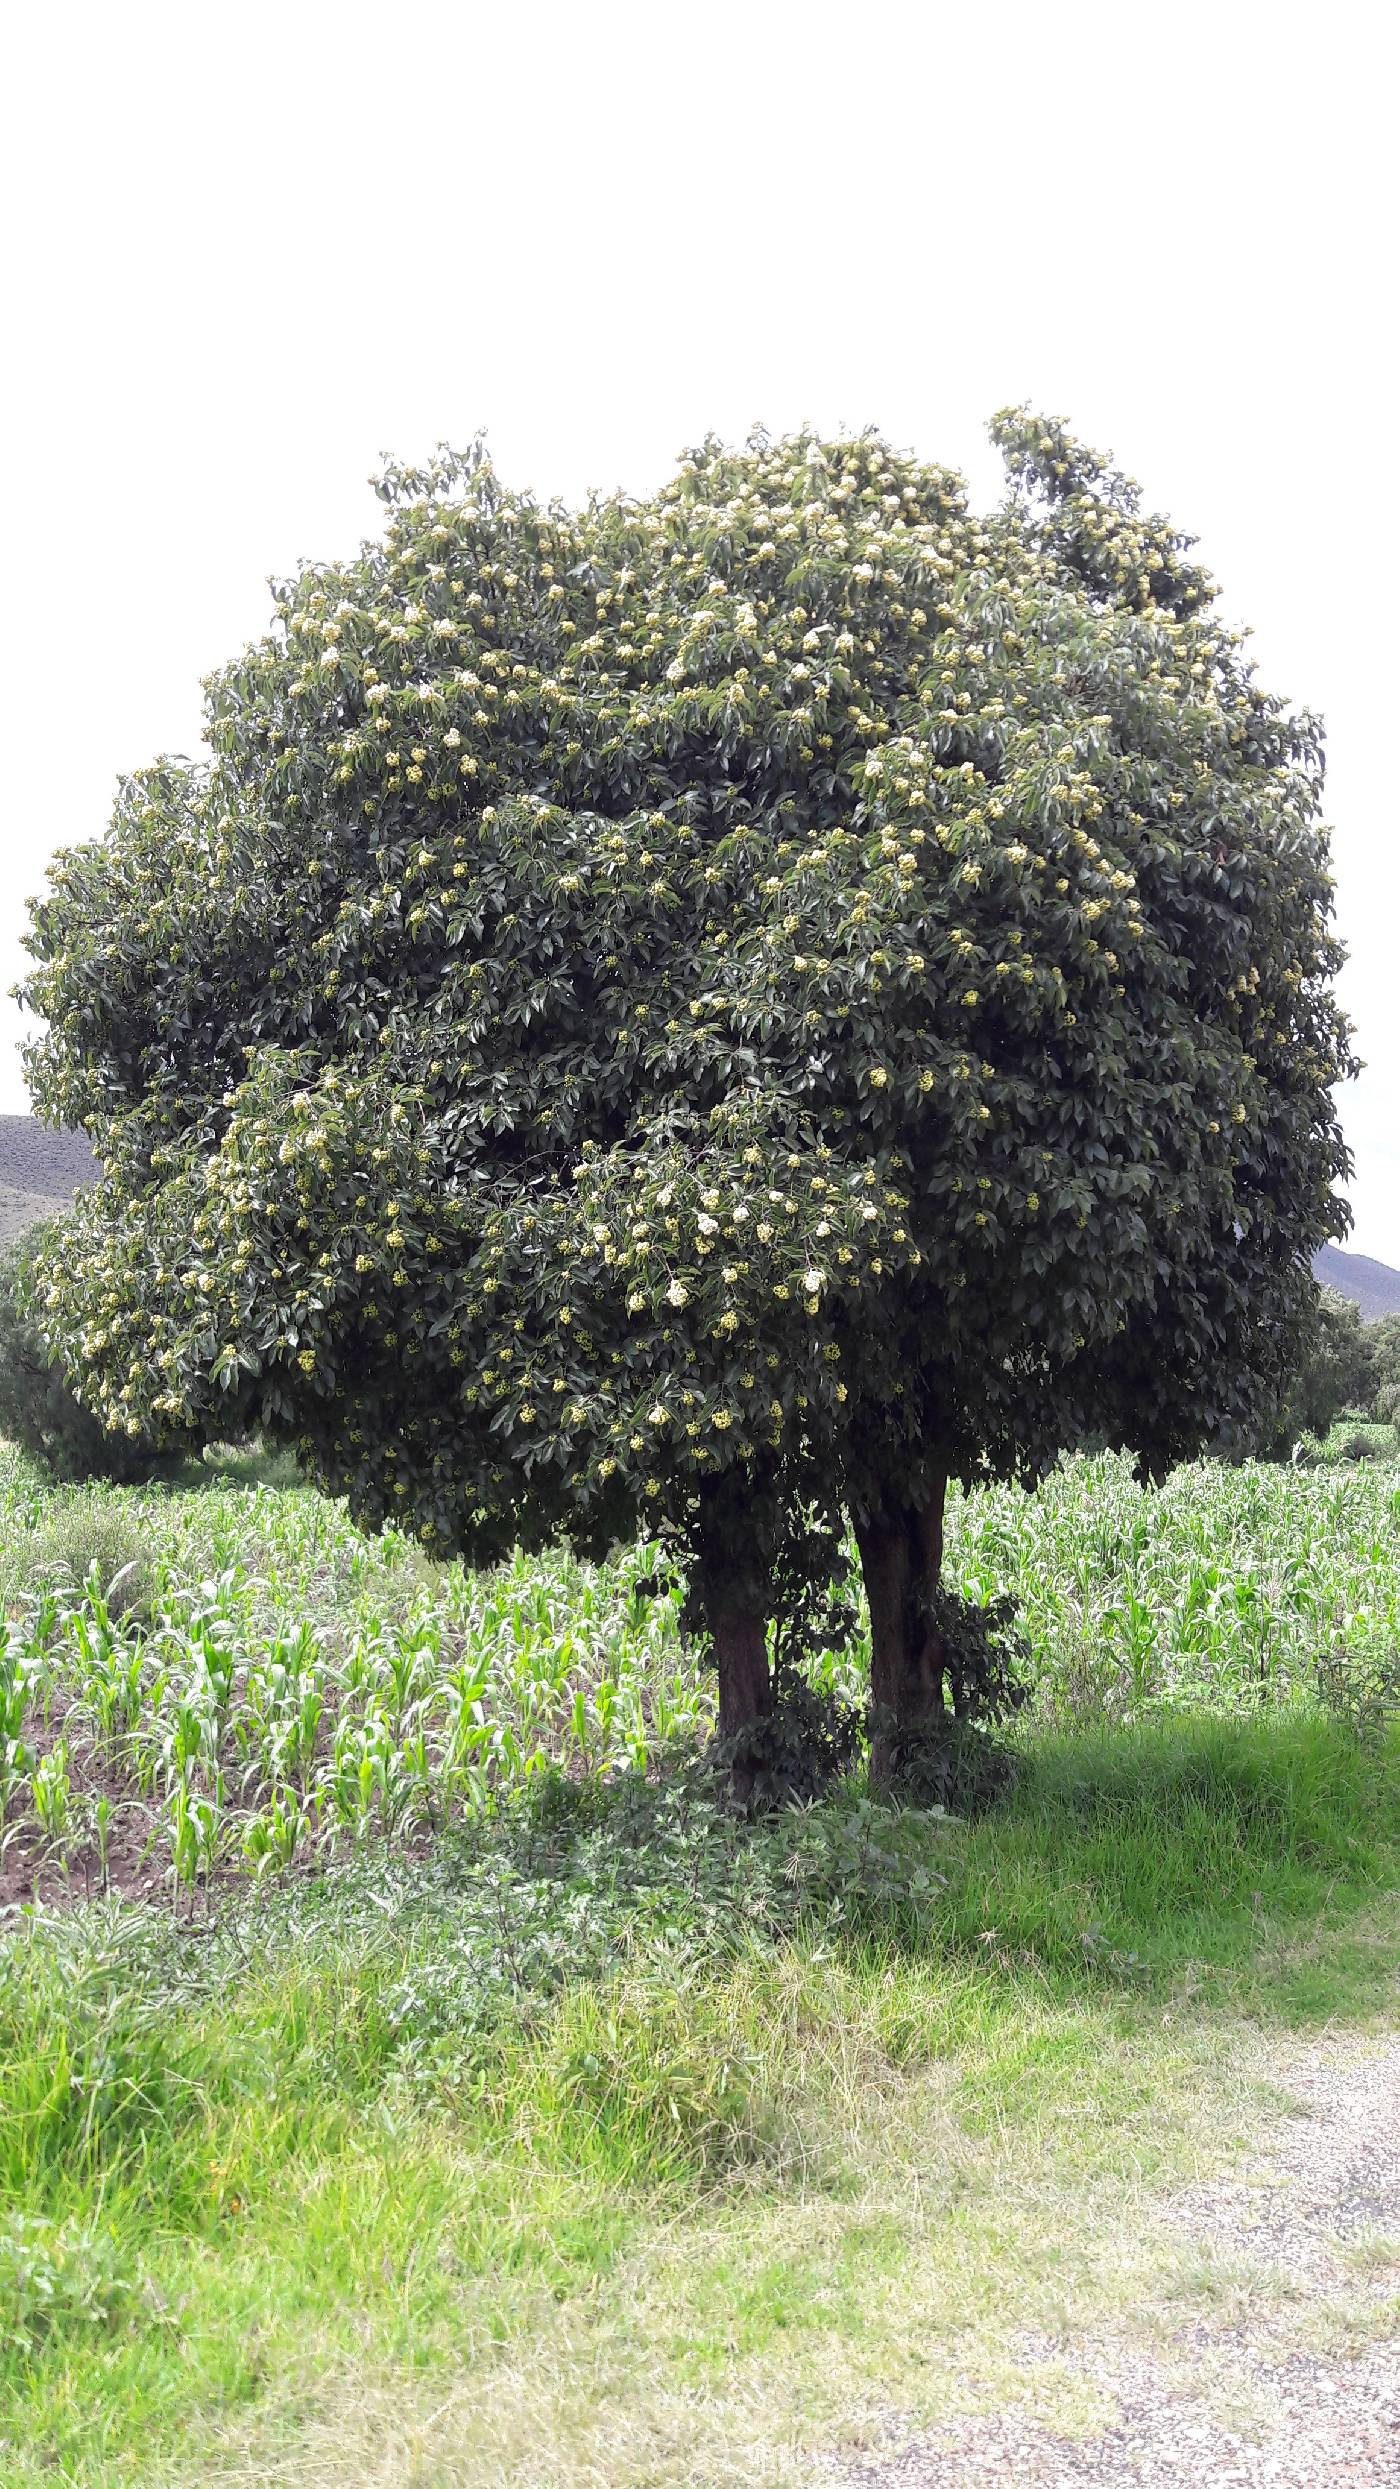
{"left": 31, "top": 1738, "right": 72, "bottom": 1847}
{"left": 167, "top": 1780, "right": 225, "bottom": 1905}
{"left": 91, "top": 1792, "right": 114, "bottom": 1896}
{"left": 377, "top": 1618, "right": 441, "bottom": 1727}
{"left": 240, "top": 1783, "right": 309, "bottom": 1876}
{"left": 20, "top": 1585, "right": 62, "bottom": 1655}
{"left": 68, "top": 1605, "right": 148, "bottom": 1750}
{"left": 240, "top": 1623, "right": 326, "bottom": 1789}
{"left": 0, "top": 1629, "right": 36, "bottom": 1829}
{"left": 397, "top": 1722, "right": 440, "bottom": 1828}
{"left": 328, "top": 1713, "right": 410, "bottom": 1837}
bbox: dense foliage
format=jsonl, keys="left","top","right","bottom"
{"left": 0, "top": 1231, "right": 185, "bottom": 1487}
{"left": 1242, "top": 1283, "right": 1375, "bottom": 1458}
{"left": 1236, "top": 1294, "right": 1400, "bottom": 1458}
{"left": 20, "top": 414, "right": 1354, "bottom": 1756}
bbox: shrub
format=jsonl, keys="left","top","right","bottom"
{"left": 722, "top": 1663, "right": 866, "bottom": 1809}
{"left": 4, "top": 1500, "right": 158, "bottom": 1627}
{"left": 1338, "top": 1429, "right": 1388, "bottom": 1463}
{"left": 718, "top": 1510, "right": 865, "bottom": 1804}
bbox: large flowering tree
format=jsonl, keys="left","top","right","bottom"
{"left": 21, "top": 416, "right": 1352, "bottom": 1766}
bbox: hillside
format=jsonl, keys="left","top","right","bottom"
{"left": 1315, "top": 1243, "right": 1400, "bottom": 1321}
{"left": 0, "top": 1185, "right": 69, "bottom": 1248}
{"left": 0, "top": 1116, "right": 99, "bottom": 1245}
{"left": 0, "top": 1115, "right": 99, "bottom": 1196}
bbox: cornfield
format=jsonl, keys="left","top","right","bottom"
{"left": 2, "top": 1444, "right": 1396, "bottom": 1899}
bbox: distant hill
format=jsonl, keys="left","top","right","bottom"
{"left": 0, "top": 1116, "right": 99, "bottom": 1247}
{"left": 1315, "top": 1244, "right": 1400, "bottom": 1322}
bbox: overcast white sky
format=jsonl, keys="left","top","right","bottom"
{"left": 3, "top": 2, "right": 1395, "bottom": 1252}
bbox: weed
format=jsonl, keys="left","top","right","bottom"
{"left": 0, "top": 2213, "right": 134, "bottom": 2351}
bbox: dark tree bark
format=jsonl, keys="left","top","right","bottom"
{"left": 709, "top": 1596, "right": 773, "bottom": 1745}
{"left": 853, "top": 1465, "right": 949, "bottom": 1784}
{"left": 692, "top": 1477, "right": 773, "bottom": 1791}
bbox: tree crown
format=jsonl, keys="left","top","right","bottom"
{"left": 22, "top": 413, "right": 1353, "bottom": 1554}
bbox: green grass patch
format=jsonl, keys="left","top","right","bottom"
{"left": 1, "top": 1707, "right": 1397, "bottom": 2483}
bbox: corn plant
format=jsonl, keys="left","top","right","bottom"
{"left": 240, "top": 1784, "right": 311, "bottom": 1875}
{"left": 0, "top": 1629, "right": 35, "bottom": 1826}
{"left": 4, "top": 1440, "right": 1399, "bottom": 1891}
{"left": 31, "top": 1739, "right": 72, "bottom": 1846}
{"left": 167, "top": 1780, "right": 225, "bottom": 1897}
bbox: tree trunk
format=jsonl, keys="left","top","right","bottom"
{"left": 854, "top": 1467, "right": 949, "bottom": 1785}
{"left": 710, "top": 1598, "right": 773, "bottom": 1746}
{"left": 693, "top": 1481, "right": 773, "bottom": 1794}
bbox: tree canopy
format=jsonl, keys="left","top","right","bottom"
{"left": 20, "top": 412, "right": 1354, "bottom": 1765}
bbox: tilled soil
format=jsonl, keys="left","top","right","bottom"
{"left": 819, "top": 2034, "right": 1400, "bottom": 2487}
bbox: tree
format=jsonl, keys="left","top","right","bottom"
{"left": 20, "top": 417, "right": 1353, "bottom": 1774}
{"left": 1364, "top": 1314, "right": 1400, "bottom": 1423}
{"left": 1232, "top": 1283, "right": 1373, "bottom": 1458}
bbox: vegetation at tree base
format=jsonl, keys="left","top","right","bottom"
{"left": 2, "top": 1736, "right": 1390, "bottom": 2489}
{"left": 0, "top": 1232, "right": 190, "bottom": 1487}
{"left": 19, "top": 414, "right": 1354, "bottom": 1773}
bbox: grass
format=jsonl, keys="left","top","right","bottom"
{"left": 1, "top": 1706, "right": 1397, "bottom": 2485}
{"left": 2, "top": 1444, "right": 1399, "bottom": 2481}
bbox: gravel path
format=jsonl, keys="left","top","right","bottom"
{"left": 818, "top": 2034, "right": 1400, "bottom": 2487}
